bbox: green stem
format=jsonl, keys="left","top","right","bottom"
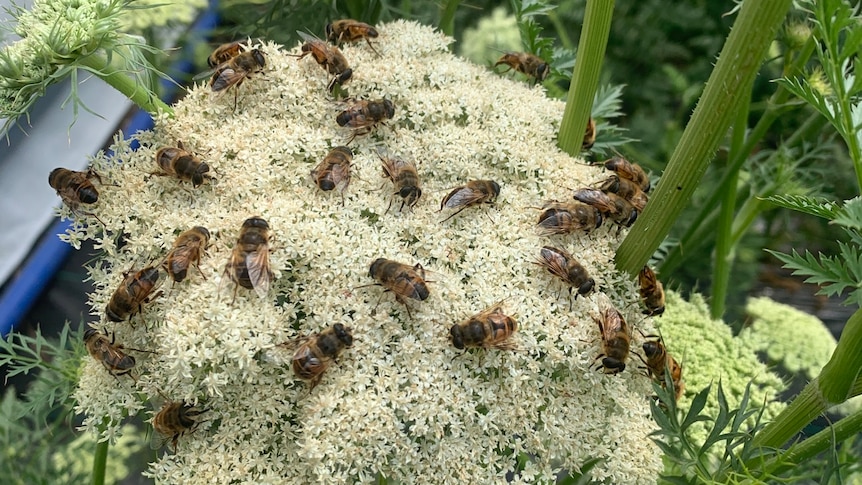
{"left": 77, "top": 51, "right": 173, "bottom": 117}
{"left": 745, "top": 376, "right": 862, "bottom": 478}
{"left": 818, "top": 308, "right": 862, "bottom": 403}
{"left": 439, "top": 0, "right": 460, "bottom": 37}
{"left": 557, "top": 0, "right": 614, "bottom": 155}
{"left": 752, "top": 405, "right": 862, "bottom": 479}
{"left": 710, "top": 82, "right": 751, "bottom": 319}
{"left": 730, "top": 196, "right": 767, "bottom": 246}
{"left": 617, "top": 0, "right": 793, "bottom": 275}
{"left": 814, "top": 2, "right": 862, "bottom": 190}
{"left": 658, "top": 39, "right": 816, "bottom": 277}
{"left": 751, "top": 378, "right": 825, "bottom": 450}
{"left": 92, "top": 439, "right": 108, "bottom": 485}
{"left": 752, "top": 355, "right": 862, "bottom": 451}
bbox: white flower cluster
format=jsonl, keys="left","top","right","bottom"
{"left": 72, "top": 20, "right": 662, "bottom": 484}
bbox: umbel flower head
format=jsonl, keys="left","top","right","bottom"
{"left": 73, "top": 21, "right": 662, "bottom": 483}
{"left": 0, "top": 0, "right": 173, "bottom": 131}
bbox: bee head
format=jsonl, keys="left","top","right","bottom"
{"left": 369, "top": 258, "right": 387, "bottom": 278}
{"left": 449, "top": 325, "right": 465, "bottom": 349}
{"left": 333, "top": 323, "right": 354, "bottom": 346}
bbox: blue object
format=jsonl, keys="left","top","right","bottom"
{"left": 0, "top": 2, "right": 220, "bottom": 338}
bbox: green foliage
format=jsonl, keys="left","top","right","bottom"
{"left": 0, "top": 322, "right": 90, "bottom": 484}
{"left": 779, "top": 0, "right": 862, "bottom": 188}
{"left": 0, "top": 322, "right": 85, "bottom": 420}
{"left": 650, "top": 376, "right": 789, "bottom": 483}
{"left": 0, "top": 0, "right": 175, "bottom": 131}
{"left": 766, "top": 196, "right": 862, "bottom": 307}
{"left": 510, "top": 0, "right": 574, "bottom": 85}
{"left": 590, "top": 83, "right": 636, "bottom": 157}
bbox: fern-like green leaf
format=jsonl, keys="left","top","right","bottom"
{"left": 765, "top": 248, "right": 860, "bottom": 304}
{"left": 831, "top": 196, "right": 862, "bottom": 230}
{"left": 762, "top": 194, "right": 840, "bottom": 220}
{"left": 775, "top": 77, "right": 837, "bottom": 127}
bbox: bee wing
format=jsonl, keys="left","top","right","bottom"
{"left": 537, "top": 248, "right": 569, "bottom": 280}
{"left": 573, "top": 188, "right": 615, "bottom": 213}
{"left": 149, "top": 425, "right": 173, "bottom": 450}
{"left": 245, "top": 248, "right": 272, "bottom": 298}
{"left": 388, "top": 266, "right": 429, "bottom": 301}
{"left": 148, "top": 400, "right": 171, "bottom": 450}
{"left": 329, "top": 161, "right": 351, "bottom": 187}
{"left": 193, "top": 67, "right": 218, "bottom": 82}
{"left": 297, "top": 30, "right": 324, "bottom": 43}
{"left": 210, "top": 67, "right": 242, "bottom": 92}
{"left": 638, "top": 265, "right": 657, "bottom": 288}
{"left": 442, "top": 186, "right": 483, "bottom": 209}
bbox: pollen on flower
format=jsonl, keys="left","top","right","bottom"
{"left": 73, "top": 20, "right": 664, "bottom": 483}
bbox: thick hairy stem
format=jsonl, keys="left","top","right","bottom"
{"left": 616, "top": 0, "right": 793, "bottom": 275}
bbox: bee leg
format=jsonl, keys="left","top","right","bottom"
{"left": 394, "top": 294, "right": 413, "bottom": 319}
{"left": 440, "top": 206, "right": 467, "bottom": 223}
{"left": 450, "top": 351, "right": 467, "bottom": 363}
{"left": 366, "top": 39, "right": 381, "bottom": 57}
{"left": 194, "top": 263, "right": 208, "bottom": 281}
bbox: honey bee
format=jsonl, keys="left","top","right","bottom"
{"left": 224, "top": 217, "right": 273, "bottom": 301}
{"left": 105, "top": 265, "right": 162, "bottom": 323}
{"left": 582, "top": 116, "right": 597, "bottom": 150}
{"left": 154, "top": 141, "right": 212, "bottom": 188}
{"left": 573, "top": 188, "right": 638, "bottom": 227}
{"left": 291, "top": 323, "right": 354, "bottom": 389}
{"left": 535, "top": 246, "right": 595, "bottom": 306}
{"left": 325, "top": 19, "right": 380, "bottom": 56}
{"left": 210, "top": 48, "right": 266, "bottom": 107}
{"left": 295, "top": 31, "right": 353, "bottom": 92}
{"left": 604, "top": 156, "right": 650, "bottom": 192}
{"left": 207, "top": 40, "right": 246, "bottom": 68}
{"left": 311, "top": 146, "right": 353, "bottom": 198}
{"left": 593, "top": 298, "right": 631, "bottom": 375}
{"left": 336, "top": 98, "right": 395, "bottom": 144}
{"left": 450, "top": 301, "right": 517, "bottom": 351}
{"left": 640, "top": 334, "right": 684, "bottom": 400}
{"left": 494, "top": 52, "right": 549, "bottom": 83}
{"left": 378, "top": 151, "right": 421, "bottom": 211}
{"left": 439, "top": 179, "right": 500, "bottom": 222}
{"left": 151, "top": 399, "right": 207, "bottom": 452}
{"left": 536, "top": 200, "right": 602, "bottom": 236}
{"left": 365, "top": 258, "right": 430, "bottom": 318}
{"left": 638, "top": 265, "right": 666, "bottom": 316}
{"left": 164, "top": 226, "right": 210, "bottom": 283}
{"left": 598, "top": 174, "right": 649, "bottom": 212}
{"left": 83, "top": 327, "right": 136, "bottom": 379}
{"left": 48, "top": 167, "right": 105, "bottom": 224}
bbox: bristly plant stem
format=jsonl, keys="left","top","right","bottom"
{"left": 92, "top": 439, "right": 108, "bottom": 485}
{"left": 557, "top": 0, "right": 614, "bottom": 155}
{"left": 77, "top": 51, "right": 173, "bottom": 117}
{"left": 751, "top": 310, "right": 862, "bottom": 451}
{"left": 750, "top": 402, "right": 862, "bottom": 479}
{"left": 818, "top": 307, "right": 862, "bottom": 403}
{"left": 657, "top": 37, "right": 816, "bottom": 277}
{"left": 710, "top": 80, "right": 752, "bottom": 319}
{"left": 615, "top": 0, "right": 793, "bottom": 276}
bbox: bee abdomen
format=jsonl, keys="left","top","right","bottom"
{"left": 76, "top": 184, "right": 99, "bottom": 204}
